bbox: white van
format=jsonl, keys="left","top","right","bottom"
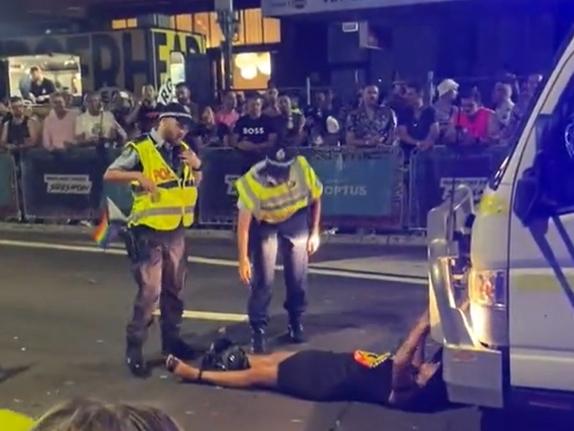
{"left": 428, "top": 30, "right": 574, "bottom": 411}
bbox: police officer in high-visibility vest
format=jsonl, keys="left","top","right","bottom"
{"left": 235, "top": 145, "right": 323, "bottom": 354}
{"left": 104, "top": 103, "right": 202, "bottom": 377}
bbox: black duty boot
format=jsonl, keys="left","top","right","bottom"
{"left": 288, "top": 318, "right": 306, "bottom": 344}
{"left": 251, "top": 327, "right": 267, "bottom": 355}
{"left": 125, "top": 340, "right": 150, "bottom": 378}
{"left": 162, "top": 337, "right": 197, "bottom": 360}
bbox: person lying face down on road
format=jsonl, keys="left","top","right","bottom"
{"left": 165, "top": 310, "right": 445, "bottom": 409}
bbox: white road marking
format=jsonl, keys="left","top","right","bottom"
{"left": 153, "top": 309, "right": 248, "bottom": 322}
{"left": 0, "top": 239, "right": 427, "bottom": 285}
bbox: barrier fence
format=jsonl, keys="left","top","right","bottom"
{"left": 0, "top": 145, "right": 509, "bottom": 231}
{"left": 198, "top": 146, "right": 405, "bottom": 229}
{"left": 407, "top": 146, "right": 509, "bottom": 228}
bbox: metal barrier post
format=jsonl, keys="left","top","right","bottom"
{"left": 0, "top": 152, "right": 20, "bottom": 220}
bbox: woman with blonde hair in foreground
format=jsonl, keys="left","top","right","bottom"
{"left": 31, "top": 398, "right": 182, "bottom": 431}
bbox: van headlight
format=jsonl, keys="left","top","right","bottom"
{"left": 469, "top": 270, "right": 507, "bottom": 309}
{"left": 469, "top": 269, "right": 508, "bottom": 346}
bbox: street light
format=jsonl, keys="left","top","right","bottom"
{"left": 216, "top": 0, "right": 239, "bottom": 91}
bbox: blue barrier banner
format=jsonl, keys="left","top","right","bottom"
{"left": 103, "top": 148, "right": 133, "bottom": 216}
{"left": 198, "top": 149, "right": 245, "bottom": 224}
{"left": 408, "top": 146, "right": 508, "bottom": 228}
{"left": 0, "top": 153, "right": 19, "bottom": 218}
{"left": 21, "top": 148, "right": 107, "bottom": 220}
{"left": 309, "top": 147, "right": 403, "bottom": 228}
{"left": 197, "top": 147, "right": 404, "bottom": 229}
{"left": 103, "top": 182, "right": 133, "bottom": 216}
{"left": 310, "top": 151, "right": 398, "bottom": 217}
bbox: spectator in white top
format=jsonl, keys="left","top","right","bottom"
{"left": 75, "top": 92, "right": 127, "bottom": 147}
{"left": 491, "top": 81, "right": 515, "bottom": 141}
{"left": 434, "top": 79, "right": 459, "bottom": 138}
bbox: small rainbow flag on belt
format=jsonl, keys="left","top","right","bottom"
{"left": 92, "top": 198, "right": 127, "bottom": 249}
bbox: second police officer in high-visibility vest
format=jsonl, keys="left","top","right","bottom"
{"left": 104, "top": 103, "right": 202, "bottom": 377}
{"left": 235, "top": 145, "right": 323, "bottom": 354}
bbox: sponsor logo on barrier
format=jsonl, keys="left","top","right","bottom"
{"left": 440, "top": 177, "right": 488, "bottom": 203}
{"left": 44, "top": 175, "right": 92, "bottom": 195}
{"left": 225, "top": 174, "right": 240, "bottom": 196}
{"left": 324, "top": 184, "right": 367, "bottom": 197}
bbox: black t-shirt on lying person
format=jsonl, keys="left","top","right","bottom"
{"left": 277, "top": 350, "right": 394, "bottom": 404}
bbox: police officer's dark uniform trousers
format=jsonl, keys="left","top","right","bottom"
{"left": 236, "top": 151, "right": 323, "bottom": 353}
{"left": 107, "top": 125, "right": 198, "bottom": 377}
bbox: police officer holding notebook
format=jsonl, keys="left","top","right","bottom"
{"left": 104, "top": 103, "right": 202, "bottom": 377}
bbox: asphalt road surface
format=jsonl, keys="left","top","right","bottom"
{"left": 0, "top": 230, "right": 570, "bottom": 430}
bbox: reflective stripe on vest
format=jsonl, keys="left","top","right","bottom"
{"left": 257, "top": 161, "right": 310, "bottom": 212}
{"left": 238, "top": 158, "right": 313, "bottom": 223}
{"left": 132, "top": 179, "right": 195, "bottom": 195}
{"left": 260, "top": 189, "right": 310, "bottom": 211}
{"left": 235, "top": 176, "right": 259, "bottom": 212}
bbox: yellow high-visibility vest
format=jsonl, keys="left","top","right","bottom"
{"left": 235, "top": 155, "right": 323, "bottom": 223}
{"left": 0, "top": 409, "right": 34, "bottom": 431}
{"left": 128, "top": 136, "right": 198, "bottom": 231}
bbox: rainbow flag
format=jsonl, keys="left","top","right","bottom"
{"left": 92, "top": 198, "right": 127, "bottom": 249}
{"left": 92, "top": 211, "right": 112, "bottom": 248}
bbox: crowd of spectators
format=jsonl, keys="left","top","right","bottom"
{"left": 0, "top": 66, "right": 545, "bottom": 164}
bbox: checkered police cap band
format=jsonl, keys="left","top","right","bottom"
{"left": 266, "top": 147, "right": 295, "bottom": 167}
{"left": 158, "top": 112, "right": 193, "bottom": 122}
{"left": 266, "top": 157, "right": 295, "bottom": 168}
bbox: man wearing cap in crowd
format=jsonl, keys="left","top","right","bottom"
{"left": 434, "top": 79, "right": 460, "bottom": 137}
{"left": 104, "top": 103, "right": 202, "bottom": 377}
{"left": 235, "top": 145, "right": 323, "bottom": 354}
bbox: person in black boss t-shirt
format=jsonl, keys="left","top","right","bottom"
{"left": 166, "top": 310, "right": 446, "bottom": 410}
{"left": 231, "top": 94, "right": 277, "bottom": 173}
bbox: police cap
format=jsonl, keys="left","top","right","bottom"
{"left": 266, "top": 145, "right": 296, "bottom": 167}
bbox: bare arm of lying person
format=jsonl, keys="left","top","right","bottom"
{"left": 166, "top": 309, "right": 444, "bottom": 409}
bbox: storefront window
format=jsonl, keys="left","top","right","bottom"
{"left": 111, "top": 9, "right": 280, "bottom": 49}
{"left": 244, "top": 9, "right": 263, "bottom": 45}
{"left": 209, "top": 13, "right": 224, "bottom": 49}
{"left": 263, "top": 17, "right": 280, "bottom": 44}
{"left": 176, "top": 14, "right": 193, "bottom": 32}
{"left": 111, "top": 18, "right": 138, "bottom": 30}
{"left": 193, "top": 13, "right": 210, "bottom": 37}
